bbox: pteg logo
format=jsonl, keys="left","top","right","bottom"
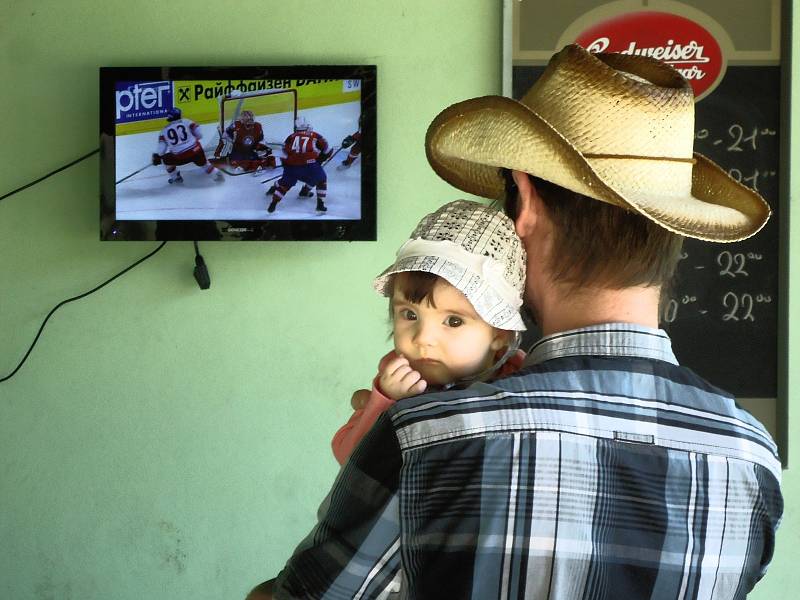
{"left": 115, "top": 81, "right": 173, "bottom": 121}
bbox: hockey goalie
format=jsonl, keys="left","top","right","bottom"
{"left": 213, "top": 110, "right": 277, "bottom": 173}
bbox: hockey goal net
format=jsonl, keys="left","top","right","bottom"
{"left": 218, "top": 88, "right": 298, "bottom": 148}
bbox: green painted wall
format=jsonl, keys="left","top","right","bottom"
{"left": 0, "top": 1, "right": 795, "bottom": 598}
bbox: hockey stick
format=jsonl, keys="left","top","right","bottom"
{"left": 260, "top": 169, "right": 284, "bottom": 184}
{"left": 116, "top": 162, "right": 153, "bottom": 184}
{"left": 208, "top": 156, "right": 260, "bottom": 177}
{"left": 213, "top": 164, "right": 256, "bottom": 176}
{"left": 321, "top": 146, "right": 344, "bottom": 167}
{"left": 214, "top": 163, "right": 276, "bottom": 177}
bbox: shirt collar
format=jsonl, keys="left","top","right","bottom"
{"left": 527, "top": 323, "right": 679, "bottom": 366}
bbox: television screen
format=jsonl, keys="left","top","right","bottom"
{"left": 100, "top": 65, "right": 376, "bottom": 241}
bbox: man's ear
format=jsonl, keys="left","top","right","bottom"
{"left": 511, "top": 170, "right": 540, "bottom": 239}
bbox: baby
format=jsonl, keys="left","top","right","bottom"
{"left": 332, "top": 199, "right": 528, "bottom": 464}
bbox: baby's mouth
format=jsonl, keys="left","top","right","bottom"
{"left": 415, "top": 358, "right": 441, "bottom": 365}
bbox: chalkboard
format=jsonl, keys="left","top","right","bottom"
{"left": 512, "top": 65, "right": 782, "bottom": 398}
{"left": 668, "top": 66, "right": 780, "bottom": 398}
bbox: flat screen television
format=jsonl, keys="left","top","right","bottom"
{"left": 100, "top": 65, "right": 376, "bottom": 241}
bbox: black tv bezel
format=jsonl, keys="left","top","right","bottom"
{"left": 100, "top": 65, "right": 376, "bottom": 241}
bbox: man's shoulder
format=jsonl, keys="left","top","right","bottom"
{"left": 385, "top": 355, "right": 780, "bottom": 479}
{"left": 388, "top": 353, "right": 723, "bottom": 411}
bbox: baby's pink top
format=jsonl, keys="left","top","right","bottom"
{"left": 331, "top": 349, "right": 526, "bottom": 465}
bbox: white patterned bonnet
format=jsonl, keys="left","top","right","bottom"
{"left": 373, "top": 200, "right": 527, "bottom": 331}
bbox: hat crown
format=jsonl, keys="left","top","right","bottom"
{"left": 409, "top": 200, "right": 526, "bottom": 299}
{"left": 424, "top": 44, "right": 771, "bottom": 242}
{"left": 522, "top": 45, "right": 696, "bottom": 159}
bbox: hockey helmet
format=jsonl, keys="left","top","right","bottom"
{"left": 240, "top": 110, "right": 255, "bottom": 124}
{"left": 295, "top": 116, "right": 311, "bottom": 131}
{"left": 166, "top": 107, "right": 182, "bottom": 122}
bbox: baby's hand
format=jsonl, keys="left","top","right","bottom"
{"left": 378, "top": 355, "right": 428, "bottom": 400}
{"left": 350, "top": 389, "right": 371, "bottom": 410}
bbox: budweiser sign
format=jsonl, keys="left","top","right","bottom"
{"left": 575, "top": 11, "right": 725, "bottom": 100}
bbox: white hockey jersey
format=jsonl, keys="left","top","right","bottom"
{"left": 157, "top": 118, "right": 202, "bottom": 155}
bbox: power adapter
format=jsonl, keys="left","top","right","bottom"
{"left": 193, "top": 241, "right": 211, "bottom": 290}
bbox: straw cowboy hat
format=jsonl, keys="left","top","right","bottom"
{"left": 425, "top": 44, "right": 770, "bottom": 242}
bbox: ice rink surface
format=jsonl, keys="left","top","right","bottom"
{"left": 114, "top": 101, "right": 362, "bottom": 221}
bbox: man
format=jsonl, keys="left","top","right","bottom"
{"left": 214, "top": 109, "right": 276, "bottom": 173}
{"left": 267, "top": 115, "right": 331, "bottom": 214}
{"left": 152, "top": 107, "right": 223, "bottom": 183}
{"left": 337, "top": 113, "right": 364, "bottom": 171}
{"left": 249, "top": 45, "right": 782, "bottom": 599}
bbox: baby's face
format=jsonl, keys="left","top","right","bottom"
{"left": 391, "top": 279, "right": 509, "bottom": 386}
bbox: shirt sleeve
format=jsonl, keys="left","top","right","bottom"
{"left": 331, "top": 352, "right": 398, "bottom": 465}
{"left": 331, "top": 383, "right": 395, "bottom": 465}
{"left": 753, "top": 465, "right": 784, "bottom": 584}
{"left": 274, "top": 413, "right": 403, "bottom": 599}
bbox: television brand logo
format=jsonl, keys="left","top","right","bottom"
{"left": 115, "top": 81, "right": 173, "bottom": 122}
{"left": 575, "top": 11, "right": 725, "bottom": 100}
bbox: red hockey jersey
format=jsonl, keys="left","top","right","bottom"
{"left": 282, "top": 130, "right": 330, "bottom": 166}
{"left": 226, "top": 121, "right": 265, "bottom": 154}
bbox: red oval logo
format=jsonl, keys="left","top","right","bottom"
{"left": 574, "top": 11, "right": 725, "bottom": 101}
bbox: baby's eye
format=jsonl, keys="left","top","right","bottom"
{"left": 399, "top": 309, "right": 417, "bottom": 321}
{"left": 445, "top": 316, "right": 463, "bottom": 328}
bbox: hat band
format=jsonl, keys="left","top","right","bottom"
{"left": 396, "top": 238, "right": 523, "bottom": 310}
{"left": 583, "top": 153, "right": 697, "bottom": 164}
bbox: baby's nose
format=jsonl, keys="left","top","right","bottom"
{"left": 412, "top": 321, "right": 437, "bottom": 346}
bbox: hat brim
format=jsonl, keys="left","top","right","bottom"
{"left": 373, "top": 259, "right": 527, "bottom": 332}
{"left": 426, "top": 96, "right": 770, "bottom": 242}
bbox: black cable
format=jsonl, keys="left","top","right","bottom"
{"left": 1, "top": 149, "right": 170, "bottom": 383}
{"left": 0, "top": 242, "right": 168, "bottom": 383}
{"left": 0, "top": 148, "right": 99, "bottom": 202}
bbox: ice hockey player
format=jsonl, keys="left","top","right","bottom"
{"left": 267, "top": 116, "right": 331, "bottom": 214}
{"left": 337, "top": 113, "right": 363, "bottom": 171}
{"left": 151, "top": 108, "right": 223, "bottom": 183}
{"left": 214, "top": 110, "right": 276, "bottom": 174}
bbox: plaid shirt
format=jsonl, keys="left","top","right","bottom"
{"left": 275, "top": 324, "right": 782, "bottom": 599}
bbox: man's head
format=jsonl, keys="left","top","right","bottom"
{"left": 503, "top": 170, "right": 684, "bottom": 294}
{"left": 425, "top": 44, "right": 769, "bottom": 242}
{"left": 424, "top": 44, "right": 771, "bottom": 321}
{"left": 165, "top": 107, "right": 181, "bottom": 122}
{"left": 240, "top": 110, "right": 255, "bottom": 125}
